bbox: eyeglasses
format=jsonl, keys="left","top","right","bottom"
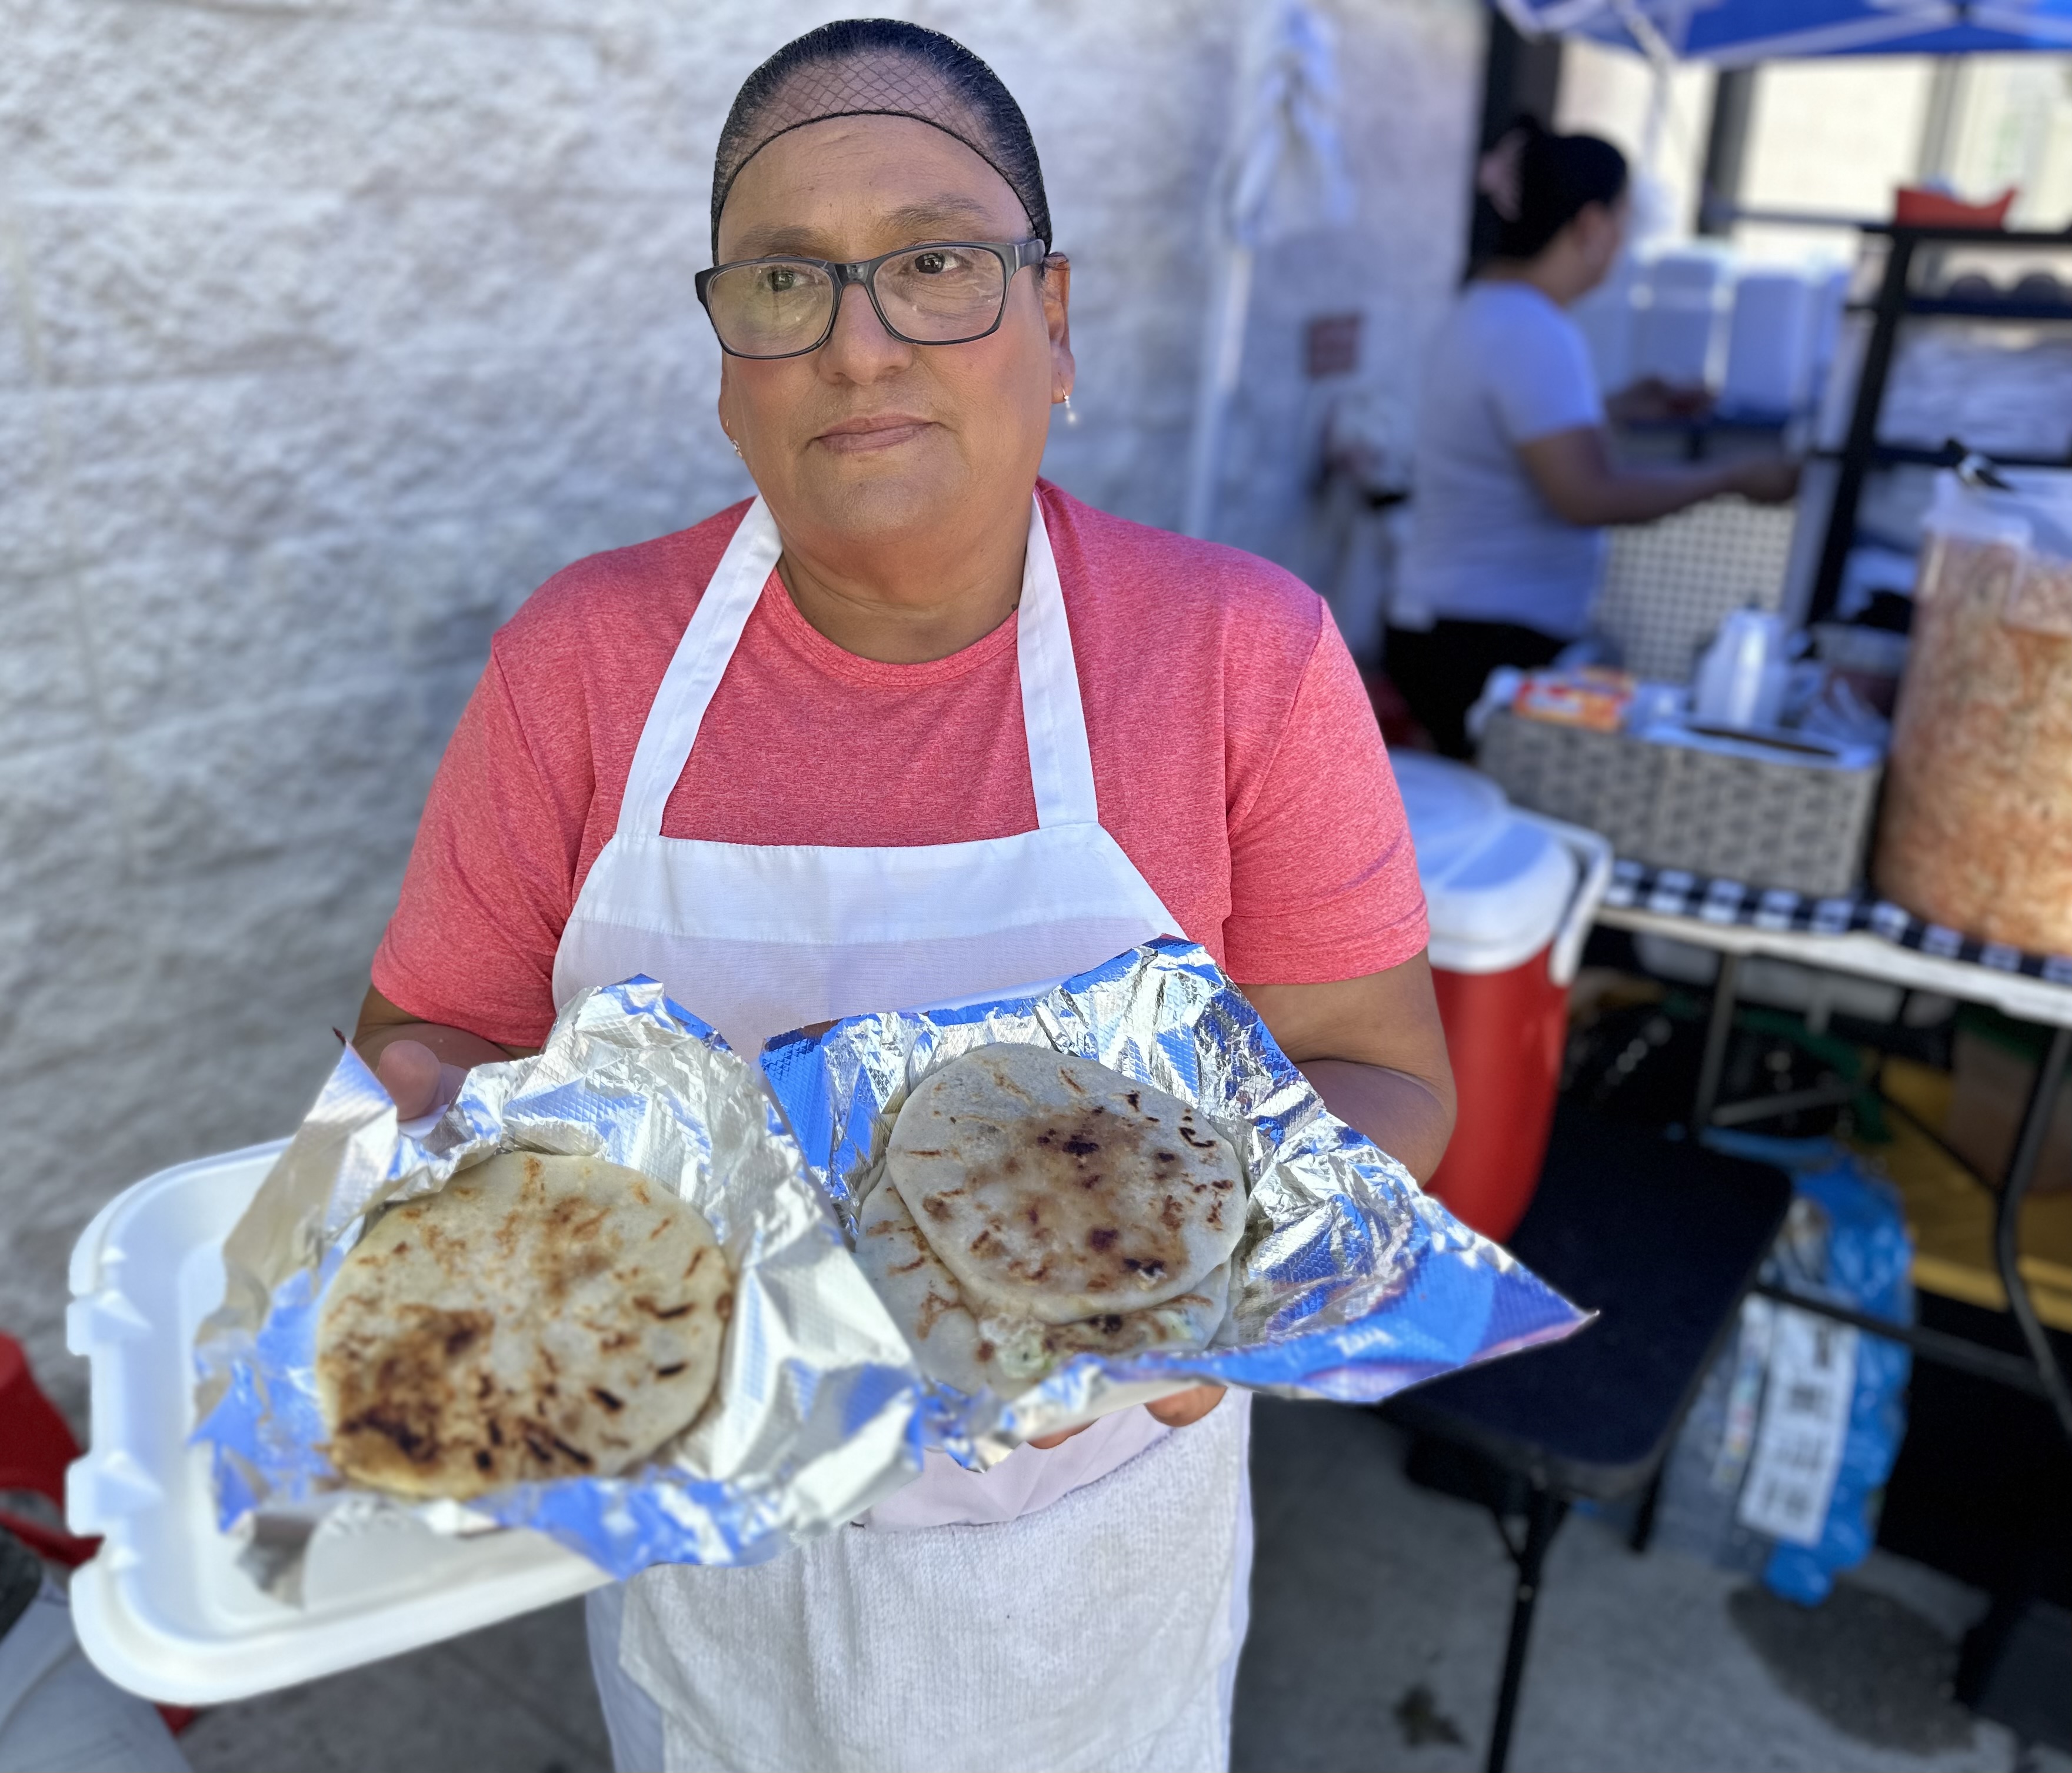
{"left": 695, "top": 238, "right": 1049, "bottom": 361}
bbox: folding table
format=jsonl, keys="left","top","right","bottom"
{"left": 1385, "top": 1106, "right": 1791, "bottom": 1773}
{"left": 1595, "top": 889, "right": 2072, "bottom": 1439}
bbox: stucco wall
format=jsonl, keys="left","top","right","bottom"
{"left": 0, "top": 0, "right": 1481, "bottom": 1419}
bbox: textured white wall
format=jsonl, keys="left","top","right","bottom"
{"left": 0, "top": 0, "right": 1480, "bottom": 1418}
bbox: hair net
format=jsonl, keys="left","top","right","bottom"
{"left": 712, "top": 19, "right": 1052, "bottom": 257}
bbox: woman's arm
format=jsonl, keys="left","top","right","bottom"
{"left": 1242, "top": 951, "right": 1458, "bottom": 1185}
{"left": 1518, "top": 424, "right": 1799, "bottom": 528}
{"left": 353, "top": 986, "right": 538, "bottom": 1118}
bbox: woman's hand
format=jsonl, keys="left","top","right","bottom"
{"left": 352, "top": 986, "right": 537, "bottom": 1119}
{"left": 1724, "top": 457, "right": 1801, "bottom": 504}
{"left": 372, "top": 1037, "right": 448, "bottom": 1119}
{"left": 1026, "top": 1384, "right": 1226, "bottom": 1449}
{"left": 1144, "top": 1385, "right": 1226, "bottom": 1430}
{"left": 1604, "top": 375, "right": 1713, "bottom": 425}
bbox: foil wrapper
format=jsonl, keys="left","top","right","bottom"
{"left": 192, "top": 978, "right": 924, "bottom": 1595}
{"left": 761, "top": 939, "right": 1588, "bottom": 1463}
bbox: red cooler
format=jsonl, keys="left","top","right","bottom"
{"left": 1392, "top": 754, "right": 1611, "bottom": 1242}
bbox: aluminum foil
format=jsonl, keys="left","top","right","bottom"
{"left": 761, "top": 938, "right": 1589, "bottom": 1463}
{"left": 192, "top": 977, "right": 924, "bottom": 1594}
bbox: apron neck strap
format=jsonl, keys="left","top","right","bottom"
{"left": 617, "top": 492, "right": 1099, "bottom": 838}
{"left": 1015, "top": 493, "right": 1101, "bottom": 829}
{"left": 619, "top": 497, "right": 785, "bottom": 839}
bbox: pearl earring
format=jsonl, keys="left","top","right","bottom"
{"left": 1061, "top": 393, "right": 1079, "bottom": 428}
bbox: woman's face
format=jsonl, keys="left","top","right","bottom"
{"left": 714, "top": 115, "right": 1071, "bottom": 567}
{"left": 1571, "top": 189, "right": 1631, "bottom": 291}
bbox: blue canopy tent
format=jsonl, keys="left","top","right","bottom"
{"left": 1494, "top": 0, "right": 2072, "bottom": 62}
{"left": 1486, "top": 0, "right": 2072, "bottom": 225}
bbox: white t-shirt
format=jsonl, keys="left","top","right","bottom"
{"left": 1397, "top": 280, "right": 1607, "bottom": 640}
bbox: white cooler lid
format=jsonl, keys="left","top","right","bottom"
{"left": 1393, "top": 752, "right": 1578, "bottom": 976}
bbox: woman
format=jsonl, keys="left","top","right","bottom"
{"left": 354, "top": 21, "right": 1454, "bottom": 1772}
{"left": 1388, "top": 118, "right": 1800, "bottom": 758}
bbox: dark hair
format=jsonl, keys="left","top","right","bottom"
{"left": 1475, "top": 117, "right": 1628, "bottom": 263}
{"left": 711, "top": 19, "right": 1051, "bottom": 255}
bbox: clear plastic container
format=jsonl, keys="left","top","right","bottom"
{"left": 1873, "top": 470, "right": 2072, "bottom": 954}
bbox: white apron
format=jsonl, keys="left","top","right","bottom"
{"left": 555, "top": 495, "right": 1253, "bottom": 1773}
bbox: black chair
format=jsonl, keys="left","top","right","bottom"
{"left": 1384, "top": 1105, "right": 1793, "bottom": 1773}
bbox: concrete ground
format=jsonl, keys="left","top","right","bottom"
{"left": 172, "top": 1399, "right": 2061, "bottom": 1773}
{"left": 175, "top": 1596, "right": 611, "bottom": 1773}
{"left": 1231, "top": 1401, "right": 2050, "bottom": 1773}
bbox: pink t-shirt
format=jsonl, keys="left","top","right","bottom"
{"left": 374, "top": 482, "right": 1427, "bottom": 1048}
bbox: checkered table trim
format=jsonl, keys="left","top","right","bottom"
{"left": 1601, "top": 859, "right": 2072, "bottom": 987}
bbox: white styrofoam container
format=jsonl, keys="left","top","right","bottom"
{"left": 1634, "top": 245, "right": 1734, "bottom": 389}
{"left": 65, "top": 1142, "right": 608, "bottom": 1704}
{"left": 1393, "top": 753, "right": 1612, "bottom": 982}
{"left": 1721, "top": 268, "right": 1821, "bottom": 417}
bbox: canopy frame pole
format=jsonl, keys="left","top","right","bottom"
{"left": 1697, "top": 66, "right": 1755, "bottom": 234}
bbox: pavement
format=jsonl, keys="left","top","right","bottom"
{"left": 177, "top": 1595, "right": 611, "bottom": 1773}
{"left": 172, "top": 1398, "right": 2063, "bottom": 1773}
{"left": 1230, "top": 1400, "right": 2051, "bottom": 1773}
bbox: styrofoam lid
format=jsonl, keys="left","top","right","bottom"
{"left": 1646, "top": 244, "right": 1734, "bottom": 296}
{"left": 1733, "top": 268, "right": 1818, "bottom": 298}
{"left": 1393, "top": 753, "right": 1578, "bottom": 976}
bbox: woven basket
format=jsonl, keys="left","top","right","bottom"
{"left": 1475, "top": 715, "right": 1658, "bottom": 857}
{"left": 1477, "top": 709, "right": 1881, "bottom": 899}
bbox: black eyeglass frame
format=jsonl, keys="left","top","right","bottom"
{"left": 694, "top": 238, "right": 1051, "bottom": 360}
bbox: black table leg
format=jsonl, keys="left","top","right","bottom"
{"left": 1692, "top": 952, "right": 1743, "bottom": 1133}
{"left": 1956, "top": 1578, "right": 2042, "bottom": 1712}
{"left": 1487, "top": 1484, "right": 1568, "bottom": 1773}
{"left": 1999, "top": 1024, "right": 2072, "bottom": 1442}
{"left": 1628, "top": 1465, "right": 1664, "bottom": 1555}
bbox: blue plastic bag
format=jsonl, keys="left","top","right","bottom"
{"left": 1660, "top": 1133, "right": 1914, "bottom": 1605}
